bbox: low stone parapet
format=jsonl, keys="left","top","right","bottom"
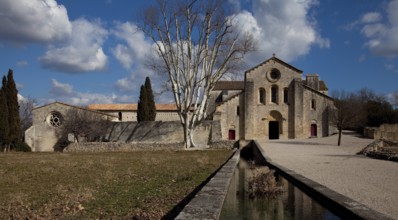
{"left": 64, "top": 141, "right": 236, "bottom": 152}
{"left": 64, "top": 142, "right": 185, "bottom": 152}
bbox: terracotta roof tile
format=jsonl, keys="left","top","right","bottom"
{"left": 87, "top": 103, "right": 179, "bottom": 111}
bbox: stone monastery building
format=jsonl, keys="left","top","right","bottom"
{"left": 26, "top": 56, "right": 335, "bottom": 151}
{"left": 88, "top": 55, "right": 335, "bottom": 140}
{"left": 208, "top": 55, "right": 335, "bottom": 141}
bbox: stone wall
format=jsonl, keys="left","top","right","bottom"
{"left": 364, "top": 124, "right": 398, "bottom": 141}
{"left": 64, "top": 142, "right": 185, "bottom": 152}
{"left": 106, "top": 120, "right": 221, "bottom": 145}
{"left": 64, "top": 140, "right": 237, "bottom": 152}
{"left": 301, "top": 85, "right": 335, "bottom": 138}
{"left": 95, "top": 110, "right": 181, "bottom": 122}
{"left": 213, "top": 93, "right": 242, "bottom": 140}
{"left": 28, "top": 118, "right": 222, "bottom": 152}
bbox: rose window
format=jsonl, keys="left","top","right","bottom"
{"left": 47, "top": 112, "right": 63, "bottom": 127}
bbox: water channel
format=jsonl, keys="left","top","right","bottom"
{"left": 219, "top": 160, "right": 341, "bottom": 220}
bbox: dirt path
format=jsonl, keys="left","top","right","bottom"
{"left": 257, "top": 133, "right": 398, "bottom": 219}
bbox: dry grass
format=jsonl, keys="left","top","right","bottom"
{"left": 0, "top": 150, "right": 232, "bottom": 219}
{"left": 247, "top": 169, "right": 283, "bottom": 199}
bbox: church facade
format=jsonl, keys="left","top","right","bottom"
{"left": 211, "top": 55, "right": 336, "bottom": 140}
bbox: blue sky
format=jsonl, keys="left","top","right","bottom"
{"left": 0, "top": 0, "right": 397, "bottom": 106}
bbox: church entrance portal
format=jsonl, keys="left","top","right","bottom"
{"left": 269, "top": 121, "right": 279, "bottom": 139}
{"left": 311, "top": 124, "right": 317, "bottom": 137}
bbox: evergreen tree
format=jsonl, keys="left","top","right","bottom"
{"left": 144, "top": 77, "right": 156, "bottom": 121}
{"left": 137, "top": 85, "right": 149, "bottom": 122}
{"left": 6, "top": 69, "right": 21, "bottom": 145}
{"left": 0, "top": 86, "right": 10, "bottom": 151}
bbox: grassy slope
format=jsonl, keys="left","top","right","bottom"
{"left": 0, "top": 150, "right": 232, "bottom": 219}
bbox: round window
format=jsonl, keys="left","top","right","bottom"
{"left": 267, "top": 68, "right": 281, "bottom": 82}
{"left": 271, "top": 70, "right": 279, "bottom": 79}
{"left": 47, "top": 112, "right": 63, "bottom": 128}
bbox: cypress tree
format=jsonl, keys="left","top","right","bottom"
{"left": 137, "top": 85, "right": 149, "bottom": 122}
{"left": 6, "top": 69, "right": 21, "bottom": 145}
{"left": 144, "top": 77, "right": 156, "bottom": 121}
{"left": 0, "top": 86, "right": 10, "bottom": 150}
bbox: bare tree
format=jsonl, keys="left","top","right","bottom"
{"left": 391, "top": 90, "right": 398, "bottom": 109}
{"left": 141, "top": 0, "right": 253, "bottom": 148}
{"left": 19, "top": 97, "right": 36, "bottom": 141}
{"left": 330, "top": 91, "right": 366, "bottom": 146}
{"left": 58, "top": 109, "right": 112, "bottom": 143}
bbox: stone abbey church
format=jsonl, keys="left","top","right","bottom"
{"left": 209, "top": 55, "right": 335, "bottom": 140}
{"left": 26, "top": 56, "right": 335, "bottom": 151}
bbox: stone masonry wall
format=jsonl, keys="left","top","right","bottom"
{"left": 244, "top": 59, "right": 302, "bottom": 139}
{"left": 365, "top": 124, "right": 398, "bottom": 141}
{"left": 64, "top": 140, "right": 236, "bottom": 152}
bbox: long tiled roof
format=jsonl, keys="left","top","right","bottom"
{"left": 213, "top": 81, "right": 244, "bottom": 91}
{"left": 87, "top": 103, "right": 178, "bottom": 111}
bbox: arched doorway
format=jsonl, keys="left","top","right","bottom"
{"left": 269, "top": 121, "right": 279, "bottom": 139}
{"left": 311, "top": 124, "right": 317, "bottom": 137}
{"left": 228, "top": 130, "right": 236, "bottom": 140}
{"left": 268, "top": 110, "right": 283, "bottom": 140}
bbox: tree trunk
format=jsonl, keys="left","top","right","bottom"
{"left": 337, "top": 128, "right": 342, "bottom": 146}
{"left": 183, "top": 124, "right": 196, "bottom": 149}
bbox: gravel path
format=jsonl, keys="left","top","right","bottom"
{"left": 257, "top": 133, "right": 398, "bottom": 219}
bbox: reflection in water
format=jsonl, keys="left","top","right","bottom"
{"left": 220, "top": 161, "right": 340, "bottom": 220}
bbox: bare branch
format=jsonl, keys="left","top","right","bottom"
{"left": 140, "top": 0, "right": 253, "bottom": 147}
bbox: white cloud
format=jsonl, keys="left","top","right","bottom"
{"left": 17, "top": 93, "right": 27, "bottom": 103}
{"left": 233, "top": 0, "right": 329, "bottom": 63}
{"left": 111, "top": 22, "right": 171, "bottom": 102}
{"left": 39, "top": 18, "right": 109, "bottom": 73}
{"left": 0, "top": 0, "right": 71, "bottom": 44}
{"left": 360, "top": 0, "right": 398, "bottom": 57}
{"left": 361, "top": 12, "right": 382, "bottom": 23}
{"left": 50, "top": 79, "right": 74, "bottom": 97}
{"left": 68, "top": 93, "right": 116, "bottom": 106}
{"left": 49, "top": 79, "right": 129, "bottom": 106}
{"left": 16, "top": 61, "right": 28, "bottom": 67}
{"left": 112, "top": 22, "right": 151, "bottom": 70}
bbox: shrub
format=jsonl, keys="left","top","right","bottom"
{"left": 13, "top": 142, "right": 31, "bottom": 152}
{"left": 247, "top": 169, "right": 283, "bottom": 198}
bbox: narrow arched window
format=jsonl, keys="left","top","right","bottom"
{"left": 271, "top": 85, "right": 278, "bottom": 104}
{"left": 311, "top": 99, "right": 316, "bottom": 110}
{"left": 259, "top": 88, "right": 265, "bottom": 104}
{"left": 283, "top": 88, "right": 289, "bottom": 103}
{"left": 118, "top": 112, "right": 122, "bottom": 121}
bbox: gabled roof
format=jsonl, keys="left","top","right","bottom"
{"left": 33, "top": 101, "right": 86, "bottom": 111}
{"left": 213, "top": 81, "right": 244, "bottom": 91}
{"left": 87, "top": 103, "right": 179, "bottom": 111}
{"left": 33, "top": 101, "right": 118, "bottom": 118}
{"left": 215, "top": 91, "right": 243, "bottom": 107}
{"left": 245, "top": 55, "right": 303, "bottom": 74}
{"left": 302, "top": 84, "right": 333, "bottom": 100}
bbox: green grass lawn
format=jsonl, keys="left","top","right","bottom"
{"left": 0, "top": 150, "right": 233, "bottom": 219}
